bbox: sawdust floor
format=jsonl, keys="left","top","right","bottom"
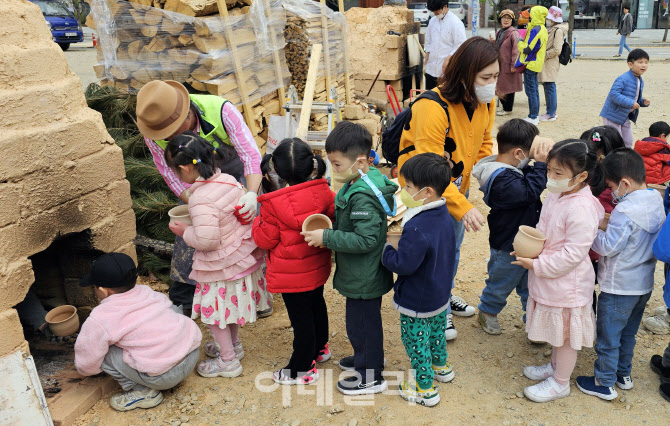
{"left": 74, "top": 60, "right": 670, "bottom": 425}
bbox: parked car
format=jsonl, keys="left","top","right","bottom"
{"left": 449, "top": 2, "right": 469, "bottom": 26}
{"left": 409, "top": 2, "right": 432, "bottom": 26}
{"left": 31, "top": 0, "right": 83, "bottom": 51}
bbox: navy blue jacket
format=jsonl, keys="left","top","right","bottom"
{"left": 382, "top": 202, "right": 455, "bottom": 317}
{"left": 600, "top": 70, "right": 646, "bottom": 125}
{"left": 472, "top": 156, "right": 547, "bottom": 252}
{"left": 653, "top": 213, "right": 670, "bottom": 308}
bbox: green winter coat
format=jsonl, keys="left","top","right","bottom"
{"left": 323, "top": 167, "right": 398, "bottom": 299}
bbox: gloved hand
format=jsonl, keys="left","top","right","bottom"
{"left": 235, "top": 191, "right": 258, "bottom": 224}
{"left": 523, "top": 46, "right": 532, "bottom": 55}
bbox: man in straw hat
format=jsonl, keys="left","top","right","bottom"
{"left": 136, "top": 80, "right": 272, "bottom": 318}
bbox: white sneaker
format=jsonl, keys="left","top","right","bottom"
{"left": 643, "top": 312, "right": 670, "bottom": 335}
{"left": 654, "top": 306, "right": 669, "bottom": 316}
{"left": 445, "top": 314, "right": 457, "bottom": 340}
{"left": 523, "top": 362, "right": 554, "bottom": 381}
{"left": 450, "top": 296, "right": 476, "bottom": 317}
{"left": 109, "top": 387, "right": 163, "bottom": 412}
{"left": 496, "top": 110, "right": 512, "bottom": 116}
{"left": 524, "top": 377, "right": 570, "bottom": 403}
{"left": 523, "top": 116, "right": 540, "bottom": 126}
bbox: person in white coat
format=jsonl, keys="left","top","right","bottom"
{"left": 424, "top": 0, "right": 466, "bottom": 90}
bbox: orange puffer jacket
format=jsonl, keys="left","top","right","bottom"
{"left": 634, "top": 137, "right": 670, "bottom": 185}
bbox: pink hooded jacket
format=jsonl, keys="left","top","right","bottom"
{"left": 530, "top": 186, "right": 605, "bottom": 308}
{"left": 183, "top": 171, "right": 264, "bottom": 283}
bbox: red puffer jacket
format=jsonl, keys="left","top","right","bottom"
{"left": 252, "top": 179, "right": 335, "bottom": 293}
{"left": 634, "top": 137, "right": 670, "bottom": 185}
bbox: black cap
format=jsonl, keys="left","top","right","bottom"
{"left": 80, "top": 253, "right": 137, "bottom": 288}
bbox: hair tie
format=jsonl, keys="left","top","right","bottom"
{"left": 178, "top": 145, "right": 183, "bottom": 149}
{"left": 592, "top": 132, "right": 601, "bottom": 142}
{"left": 192, "top": 159, "right": 201, "bottom": 164}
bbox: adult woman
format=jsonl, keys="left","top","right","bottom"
{"left": 135, "top": 80, "right": 271, "bottom": 318}
{"left": 538, "top": 6, "right": 569, "bottom": 122}
{"left": 398, "top": 37, "right": 498, "bottom": 339}
{"left": 615, "top": 5, "right": 633, "bottom": 58}
{"left": 490, "top": 9, "right": 522, "bottom": 116}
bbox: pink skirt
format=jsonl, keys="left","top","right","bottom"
{"left": 525, "top": 297, "right": 596, "bottom": 350}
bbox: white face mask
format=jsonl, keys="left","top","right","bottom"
{"left": 517, "top": 150, "right": 530, "bottom": 169}
{"left": 546, "top": 20, "right": 553, "bottom": 27}
{"left": 546, "top": 176, "right": 580, "bottom": 194}
{"left": 434, "top": 7, "right": 446, "bottom": 19}
{"left": 612, "top": 182, "right": 629, "bottom": 204}
{"left": 474, "top": 82, "right": 497, "bottom": 104}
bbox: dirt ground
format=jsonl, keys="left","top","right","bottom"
{"left": 73, "top": 60, "right": 670, "bottom": 425}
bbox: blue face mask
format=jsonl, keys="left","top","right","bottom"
{"left": 612, "top": 182, "right": 629, "bottom": 204}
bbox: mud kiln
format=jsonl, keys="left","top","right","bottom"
{"left": 0, "top": 0, "right": 136, "bottom": 423}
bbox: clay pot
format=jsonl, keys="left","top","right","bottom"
{"left": 387, "top": 231, "right": 402, "bottom": 250}
{"left": 45, "top": 305, "right": 79, "bottom": 337}
{"left": 302, "top": 214, "right": 332, "bottom": 233}
{"left": 530, "top": 136, "right": 556, "bottom": 159}
{"left": 168, "top": 205, "right": 192, "bottom": 225}
{"left": 512, "top": 225, "right": 546, "bottom": 258}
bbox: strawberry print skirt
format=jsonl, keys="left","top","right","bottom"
{"left": 192, "top": 267, "right": 270, "bottom": 329}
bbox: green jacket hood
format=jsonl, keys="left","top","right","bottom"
{"left": 529, "top": 6, "right": 548, "bottom": 29}
{"left": 339, "top": 167, "right": 397, "bottom": 203}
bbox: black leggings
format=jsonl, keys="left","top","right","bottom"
{"left": 500, "top": 92, "right": 516, "bottom": 112}
{"left": 282, "top": 286, "right": 329, "bottom": 377}
{"left": 425, "top": 74, "right": 439, "bottom": 91}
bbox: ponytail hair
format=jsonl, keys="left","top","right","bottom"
{"left": 546, "top": 139, "right": 606, "bottom": 196}
{"left": 261, "top": 138, "right": 326, "bottom": 193}
{"left": 164, "top": 131, "right": 218, "bottom": 180}
{"left": 579, "top": 125, "right": 625, "bottom": 158}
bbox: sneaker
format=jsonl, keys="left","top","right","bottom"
{"left": 616, "top": 375, "right": 634, "bottom": 390}
{"left": 316, "top": 343, "right": 331, "bottom": 363}
{"left": 539, "top": 114, "right": 557, "bottom": 122}
{"left": 203, "top": 340, "right": 244, "bottom": 360}
{"left": 643, "top": 312, "right": 670, "bottom": 334}
{"left": 523, "top": 116, "right": 540, "bottom": 126}
{"left": 197, "top": 357, "right": 243, "bottom": 378}
{"left": 445, "top": 314, "right": 457, "bottom": 341}
{"left": 661, "top": 383, "right": 670, "bottom": 402}
{"left": 337, "top": 375, "right": 387, "bottom": 395}
{"left": 478, "top": 311, "right": 502, "bottom": 335}
{"left": 432, "top": 363, "right": 455, "bottom": 383}
{"left": 496, "top": 110, "right": 512, "bottom": 116}
{"left": 398, "top": 380, "right": 441, "bottom": 407}
{"left": 450, "top": 296, "right": 476, "bottom": 317}
{"left": 523, "top": 362, "right": 554, "bottom": 381}
{"left": 650, "top": 354, "right": 670, "bottom": 382}
{"left": 654, "top": 306, "right": 669, "bottom": 316}
{"left": 524, "top": 377, "right": 570, "bottom": 403}
{"left": 338, "top": 356, "right": 386, "bottom": 371}
{"left": 576, "top": 376, "right": 618, "bottom": 401}
{"left": 109, "top": 387, "right": 164, "bottom": 412}
{"left": 273, "top": 361, "right": 319, "bottom": 385}
{"left": 257, "top": 305, "right": 274, "bottom": 318}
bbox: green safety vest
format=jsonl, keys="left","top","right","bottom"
{"left": 155, "top": 94, "right": 231, "bottom": 149}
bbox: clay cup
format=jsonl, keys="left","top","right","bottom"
{"left": 530, "top": 136, "right": 556, "bottom": 160}
{"left": 387, "top": 231, "right": 402, "bottom": 250}
{"left": 45, "top": 305, "right": 80, "bottom": 337}
{"left": 302, "top": 214, "right": 332, "bottom": 233}
{"left": 512, "top": 225, "right": 546, "bottom": 258}
{"left": 168, "top": 205, "right": 192, "bottom": 225}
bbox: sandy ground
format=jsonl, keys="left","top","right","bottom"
{"left": 73, "top": 60, "right": 670, "bottom": 425}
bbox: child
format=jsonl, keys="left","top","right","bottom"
{"left": 382, "top": 153, "right": 455, "bottom": 407}
{"left": 600, "top": 49, "right": 651, "bottom": 148}
{"left": 303, "top": 121, "right": 398, "bottom": 395}
{"left": 513, "top": 139, "right": 605, "bottom": 403}
{"left": 252, "top": 138, "right": 335, "bottom": 385}
{"left": 580, "top": 125, "right": 626, "bottom": 313}
{"left": 75, "top": 253, "right": 201, "bottom": 411}
{"left": 166, "top": 132, "right": 267, "bottom": 379}
{"left": 634, "top": 121, "right": 670, "bottom": 185}
{"left": 576, "top": 148, "right": 665, "bottom": 400}
{"left": 472, "top": 119, "right": 548, "bottom": 334}
{"left": 650, "top": 211, "right": 670, "bottom": 401}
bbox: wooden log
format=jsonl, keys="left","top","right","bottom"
{"left": 164, "top": 0, "right": 234, "bottom": 17}
{"left": 129, "top": 9, "right": 145, "bottom": 25}
{"left": 161, "top": 19, "right": 185, "bottom": 35}
{"left": 110, "top": 65, "right": 129, "bottom": 80}
{"left": 147, "top": 37, "right": 167, "bottom": 53}
{"left": 144, "top": 8, "right": 163, "bottom": 26}
{"left": 178, "top": 34, "right": 194, "bottom": 46}
{"left": 127, "top": 40, "right": 145, "bottom": 60}
{"left": 187, "top": 77, "right": 208, "bottom": 91}
{"left": 193, "top": 34, "right": 228, "bottom": 52}
{"left": 141, "top": 25, "right": 158, "bottom": 38}
{"left": 93, "top": 64, "right": 105, "bottom": 78}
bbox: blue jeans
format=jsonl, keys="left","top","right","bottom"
{"left": 447, "top": 191, "right": 468, "bottom": 315}
{"left": 594, "top": 291, "right": 652, "bottom": 386}
{"left": 618, "top": 34, "right": 631, "bottom": 55}
{"left": 542, "top": 82, "right": 557, "bottom": 116}
{"left": 478, "top": 249, "right": 529, "bottom": 315}
{"left": 523, "top": 70, "right": 539, "bottom": 119}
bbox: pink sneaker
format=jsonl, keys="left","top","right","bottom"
{"left": 539, "top": 114, "right": 557, "bottom": 122}
{"left": 273, "top": 361, "right": 319, "bottom": 385}
{"left": 316, "top": 343, "right": 331, "bottom": 362}
{"left": 197, "top": 357, "right": 242, "bottom": 378}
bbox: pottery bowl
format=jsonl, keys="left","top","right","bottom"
{"left": 302, "top": 214, "right": 332, "bottom": 233}
{"left": 168, "top": 205, "right": 192, "bottom": 225}
{"left": 45, "top": 305, "right": 79, "bottom": 337}
{"left": 512, "top": 225, "right": 546, "bottom": 258}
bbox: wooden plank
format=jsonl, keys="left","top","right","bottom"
{"left": 216, "top": 0, "right": 258, "bottom": 134}
{"left": 342, "top": 28, "right": 352, "bottom": 103}
{"left": 319, "top": 0, "right": 333, "bottom": 104}
{"left": 338, "top": 0, "right": 344, "bottom": 12}
{"left": 296, "top": 43, "right": 322, "bottom": 140}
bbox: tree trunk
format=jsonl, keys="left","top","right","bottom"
{"left": 567, "top": 0, "right": 576, "bottom": 45}
{"left": 664, "top": 12, "right": 669, "bottom": 42}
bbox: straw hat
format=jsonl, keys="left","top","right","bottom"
{"left": 136, "top": 80, "right": 190, "bottom": 141}
{"left": 499, "top": 9, "right": 515, "bottom": 20}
